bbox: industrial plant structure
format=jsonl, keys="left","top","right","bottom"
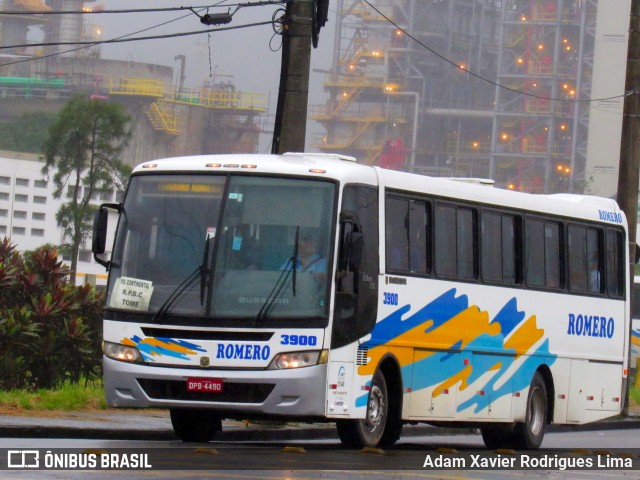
{"left": 0, "top": 0, "right": 267, "bottom": 284}
{"left": 0, "top": 0, "right": 267, "bottom": 167}
{"left": 311, "top": 0, "right": 629, "bottom": 195}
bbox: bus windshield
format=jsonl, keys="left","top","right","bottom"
{"left": 106, "top": 174, "right": 335, "bottom": 323}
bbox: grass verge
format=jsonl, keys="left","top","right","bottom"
{"left": 629, "top": 385, "right": 640, "bottom": 407}
{"left": 0, "top": 381, "right": 106, "bottom": 413}
{"left": 0, "top": 383, "right": 639, "bottom": 414}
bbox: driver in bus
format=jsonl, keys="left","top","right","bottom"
{"left": 282, "top": 232, "right": 326, "bottom": 282}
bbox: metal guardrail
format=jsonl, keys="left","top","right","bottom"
{"left": 173, "top": 88, "right": 266, "bottom": 112}
{"left": 107, "top": 78, "right": 266, "bottom": 112}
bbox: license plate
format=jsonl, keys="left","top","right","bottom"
{"left": 186, "top": 378, "right": 224, "bottom": 393}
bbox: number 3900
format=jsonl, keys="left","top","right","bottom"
{"left": 281, "top": 334, "right": 317, "bottom": 346}
{"left": 383, "top": 292, "right": 399, "bottom": 305}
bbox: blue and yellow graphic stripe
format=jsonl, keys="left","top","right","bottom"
{"left": 122, "top": 335, "right": 206, "bottom": 362}
{"left": 357, "top": 288, "right": 556, "bottom": 413}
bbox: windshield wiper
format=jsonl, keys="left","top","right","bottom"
{"left": 152, "top": 238, "right": 212, "bottom": 323}
{"left": 255, "top": 259, "right": 293, "bottom": 325}
{"left": 200, "top": 236, "right": 213, "bottom": 305}
{"left": 151, "top": 267, "right": 201, "bottom": 323}
{"left": 292, "top": 226, "right": 299, "bottom": 297}
{"left": 255, "top": 226, "right": 300, "bottom": 324}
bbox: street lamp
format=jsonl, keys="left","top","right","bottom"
{"left": 199, "top": 12, "right": 233, "bottom": 25}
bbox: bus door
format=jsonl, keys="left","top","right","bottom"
{"left": 327, "top": 185, "right": 379, "bottom": 417}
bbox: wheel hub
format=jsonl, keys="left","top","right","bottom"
{"left": 528, "top": 385, "right": 545, "bottom": 436}
{"left": 366, "top": 385, "right": 385, "bottom": 431}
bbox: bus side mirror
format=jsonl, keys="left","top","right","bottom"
{"left": 345, "top": 231, "right": 363, "bottom": 270}
{"left": 338, "top": 210, "right": 363, "bottom": 272}
{"left": 92, "top": 208, "right": 108, "bottom": 255}
{"left": 92, "top": 203, "right": 120, "bottom": 269}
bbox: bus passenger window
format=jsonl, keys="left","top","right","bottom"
{"left": 481, "top": 212, "right": 502, "bottom": 282}
{"left": 385, "top": 197, "right": 409, "bottom": 271}
{"left": 502, "top": 215, "right": 520, "bottom": 283}
{"left": 568, "top": 225, "right": 588, "bottom": 291}
{"left": 408, "top": 201, "right": 429, "bottom": 273}
{"left": 568, "top": 225, "right": 602, "bottom": 294}
{"left": 544, "top": 223, "right": 561, "bottom": 287}
{"left": 586, "top": 228, "right": 602, "bottom": 293}
{"left": 435, "top": 204, "right": 457, "bottom": 277}
{"left": 606, "top": 229, "right": 625, "bottom": 298}
{"left": 482, "top": 212, "right": 519, "bottom": 284}
{"left": 457, "top": 208, "right": 475, "bottom": 279}
{"left": 385, "top": 195, "right": 430, "bottom": 274}
{"left": 435, "top": 203, "right": 476, "bottom": 279}
{"left": 526, "top": 219, "right": 545, "bottom": 286}
{"left": 526, "top": 218, "right": 562, "bottom": 289}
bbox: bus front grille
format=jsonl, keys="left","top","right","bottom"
{"left": 137, "top": 379, "right": 275, "bottom": 403}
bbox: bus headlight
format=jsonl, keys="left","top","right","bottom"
{"left": 268, "top": 350, "right": 328, "bottom": 369}
{"left": 103, "top": 341, "right": 144, "bottom": 364}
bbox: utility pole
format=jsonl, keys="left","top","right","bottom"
{"left": 618, "top": 0, "right": 640, "bottom": 416}
{"left": 272, "top": 0, "right": 313, "bottom": 154}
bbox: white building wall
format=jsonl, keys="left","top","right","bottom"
{"left": 584, "top": 0, "right": 631, "bottom": 197}
{"left": 0, "top": 152, "right": 115, "bottom": 285}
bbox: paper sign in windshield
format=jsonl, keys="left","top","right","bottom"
{"left": 109, "top": 277, "right": 154, "bottom": 311}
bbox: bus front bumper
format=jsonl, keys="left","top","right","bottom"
{"left": 104, "top": 356, "right": 327, "bottom": 417}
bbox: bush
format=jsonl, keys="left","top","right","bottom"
{"left": 0, "top": 238, "right": 104, "bottom": 390}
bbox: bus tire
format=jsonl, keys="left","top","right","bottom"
{"left": 513, "top": 371, "right": 547, "bottom": 449}
{"left": 335, "top": 419, "right": 360, "bottom": 448}
{"left": 480, "top": 424, "right": 516, "bottom": 450}
{"left": 170, "top": 408, "right": 222, "bottom": 443}
{"left": 336, "top": 369, "right": 402, "bottom": 448}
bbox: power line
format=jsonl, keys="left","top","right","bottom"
{"left": 0, "top": 21, "right": 276, "bottom": 51}
{"left": 0, "top": 2, "right": 275, "bottom": 68}
{"left": 0, "top": 2, "right": 285, "bottom": 15}
{"left": 0, "top": 5, "right": 209, "bottom": 15}
{"left": 361, "top": 0, "right": 630, "bottom": 104}
{"left": 0, "top": 4, "right": 211, "bottom": 67}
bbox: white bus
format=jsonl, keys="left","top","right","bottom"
{"left": 92, "top": 153, "right": 630, "bottom": 449}
{"left": 632, "top": 276, "right": 640, "bottom": 365}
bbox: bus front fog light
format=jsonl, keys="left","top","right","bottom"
{"left": 103, "top": 341, "right": 144, "bottom": 363}
{"left": 269, "top": 350, "right": 324, "bottom": 369}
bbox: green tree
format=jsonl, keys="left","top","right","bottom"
{"left": 42, "top": 95, "right": 132, "bottom": 285}
{"left": 0, "top": 111, "right": 57, "bottom": 153}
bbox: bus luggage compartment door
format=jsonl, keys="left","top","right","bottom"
{"left": 585, "top": 361, "right": 623, "bottom": 412}
{"left": 326, "top": 362, "right": 354, "bottom": 417}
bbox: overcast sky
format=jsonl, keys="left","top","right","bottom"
{"left": 85, "top": 0, "right": 335, "bottom": 150}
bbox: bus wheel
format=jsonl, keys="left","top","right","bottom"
{"left": 480, "top": 424, "right": 516, "bottom": 450}
{"left": 336, "top": 369, "right": 401, "bottom": 448}
{"left": 170, "top": 409, "right": 222, "bottom": 442}
{"left": 514, "top": 371, "right": 547, "bottom": 449}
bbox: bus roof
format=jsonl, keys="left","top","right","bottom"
{"left": 132, "top": 153, "right": 626, "bottom": 227}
